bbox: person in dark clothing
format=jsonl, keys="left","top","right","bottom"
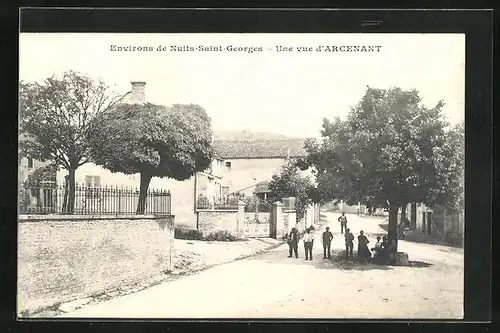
{"left": 344, "top": 228, "right": 354, "bottom": 260}
{"left": 381, "top": 235, "right": 389, "bottom": 249}
{"left": 357, "top": 230, "right": 371, "bottom": 263}
{"left": 322, "top": 227, "right": 334, "bottom": 259}
{"left": 338, "top": 212, "right": 348, "bottom": 234}
{"left": 287, "top": 227, "right": 299, "bottom": 258}
{"left": 374, "top": 236, "right": 392, "bottom": 265}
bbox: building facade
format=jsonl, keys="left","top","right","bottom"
{"left": 213, "top": 139, "right": 312, "bottom": 198}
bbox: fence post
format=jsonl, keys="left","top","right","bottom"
{"left": 237, "top": 200, "right": 246, "bottom": 239}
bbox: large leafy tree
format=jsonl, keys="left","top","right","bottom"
{"left": 89, "top": 103, "right": 214, "bottom": 213}
{"left": 300, "top": 87, "right": 452, "bottom": 249}
{"left": 19, "top": 71, "right": 122, "bottom": 212}
{"left": 433, "top": 122, "right": 465, "bottom": 212}
{"left": 267, "top": 161, "right": 320, "bottom": 222}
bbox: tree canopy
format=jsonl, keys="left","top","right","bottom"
{"left": 267, "top": 161, "right": 319, "bottom": 221}
{"left": 433, "top": 122, "right": 464, "bottom": 212}
{"left": 300, "top": 86, "right": 462, "bottom": 244}
{"left": 19, "top": 70, "right": 122, "bottom": 212}
{"left": 89, "top": 102, "right": 214, "bottom": 213}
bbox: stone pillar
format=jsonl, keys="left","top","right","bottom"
{"left": 168, "top": 215, "right": 175, "bottom": 272}
{"left": 157, "top": 215, "right": 175, "bottom": 273}
{"left": 237, "top": 200, "right": 246, "bottom": 239}
{"left": 272, "top": 201, "right": 284, "bottom": 239}
{"left": 287, "top": 210, "right": 297, "bottom": 232}
{"left": 340, "top": 200, "right": 344, "bottom": 212}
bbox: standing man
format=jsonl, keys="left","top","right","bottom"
{"left": 345, "top": 228, "right": 354, "bottom": 260}
{"left": 322, "top": 226, "right": 333, "bottom": 259}
{"left": 303, "top": 228, "right": 315, "bottom": 261}
{"left": 287, "top": 227, "right": 299, "bottom": 258}
{"left": 338, "top": 212, "right": 348, "bottom": 234}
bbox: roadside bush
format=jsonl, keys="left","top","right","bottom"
{"left": 445, "top": 231, "right": 463, "bottom": 247}
{"left": 203, "top": 230, "right": 238, "bottom": 242}
{"left": 174, "top": 228, "right": 204, "bottom": 240}
{"left": 174, "top": 228, "right": 241, "bottom": 242}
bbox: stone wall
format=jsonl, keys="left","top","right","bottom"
{"left": 197, "top": 209, "right": 239, "bottom": 235}
{"left": 196, "top": 201, "right": 298, "bottom": 240}
{"left": 18, "top": 214, "right": 174, "bottom": 314}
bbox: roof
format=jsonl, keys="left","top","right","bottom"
{"left": 253, "top": 181, "right": 270, "bottom": 194}
{"left": 213, "top": 139, "right": 307, "bottom": 159}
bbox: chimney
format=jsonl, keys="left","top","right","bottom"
{"left": 130, "top": 81, "right": 146, "bottom": 104}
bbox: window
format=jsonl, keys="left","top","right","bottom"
{"left": 85, "top": 175, "right": 102, "bottom": 188}
{"left": 27, "top": 158, "right": 33, "bottom": 168}
{"left": 84, "top": 176, "right": 102, "bottom": 198}
{"left": 225, "top": 161, "right": 232, "bottom": 168}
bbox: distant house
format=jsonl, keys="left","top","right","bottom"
{"left": 253, "top": 181, "right": 271, "bottom": 201}
{"left": 19, "top": 157, "right": 53, "bottom": 184}
{"left": 213, "top": 138, "right": 312, "bottom": 198}
{"left": 18, "top": 134, "right": 56, "bottom": 185}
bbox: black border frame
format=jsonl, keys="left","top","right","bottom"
{"left": 2, "top": 7, "right": 494, "bottom": 331}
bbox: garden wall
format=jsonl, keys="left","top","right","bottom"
{"left": 196, "top": 209, "right": 240, "bottom": 236}
{"left": 18, "top": 214, "right": 174, "bottom": 315}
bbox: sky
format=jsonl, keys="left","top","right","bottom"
{"left": 19, "top": 33, "right": 465, "bottom": 139}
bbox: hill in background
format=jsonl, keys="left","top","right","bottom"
{"left": 213, "top": 129, "right": 305, "bottom": 141}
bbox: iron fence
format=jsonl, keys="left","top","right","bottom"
{"left": 18, "top": 183, "right": 171, "bottom": 215}
{"left": 244, "top": 199, "right": 272, "bottom": 213}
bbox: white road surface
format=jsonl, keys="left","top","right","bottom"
{"left": 61, "top": 212, "right": 463, "bottom": 319}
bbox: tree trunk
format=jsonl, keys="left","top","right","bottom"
{"left": 65, "top": 167, "right": 76, "bottom": 213}
{"left": 401, "top": 204, "right": 407, "bottom": 223}
{"left": 62, "top": 175, "right": 69, "bottom": 212}
{"left": 136, "top": 173, "right": 152, "bottom": 214}
{"left": 410, "top": 203, "right": 417, "bottom": 230}
{"left": 388, "top": 204, "right": 399, "bottom": 251}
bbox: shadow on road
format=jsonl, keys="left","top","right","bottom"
{"left": 378, "top": 223, "right": 461, "bottom": 248}
{"left": 253, "top": 247, "right": 433, "bottom": 271}
{"left": 408, "top": 261, "right": 433, "bottom": 268}
{"left": 325, "top": 250, "right": 392, "bottom": 271}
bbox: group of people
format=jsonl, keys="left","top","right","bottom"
{"left": 285, "top": 212, "right": 397, "bottom": 264}
{"left": 286, "top": 226, "right": 324, "bottom": 261}
{"left": 339, "top": 212, "right": 397, "bottom": 263}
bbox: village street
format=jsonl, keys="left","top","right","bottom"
{"left": 62, "top": 213, "right": 464, "bottom": 319}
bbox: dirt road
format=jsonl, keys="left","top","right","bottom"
{"left": 62, "top": 212, "right": 463, "bottom": 319}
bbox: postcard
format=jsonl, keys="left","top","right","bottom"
{"left": 18, "top": 32, "right": 465, "bottom": 319}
